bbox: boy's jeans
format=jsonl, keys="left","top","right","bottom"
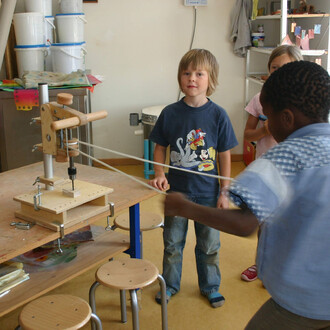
{"left": 162, "top": 196, "right": 220, "bottom": 296}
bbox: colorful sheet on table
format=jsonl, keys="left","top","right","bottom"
{"left": 0, "top": 72, "right": 102, "bottom": 110}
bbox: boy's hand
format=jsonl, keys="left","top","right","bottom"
{"left": 164, "top": 192, "right": 187, "bottom": 216}
{"left": 217, "top": 194, "right": 229, "bottom": 209}
{"left": 149, "top": 175, "right": 168, "bottom": 191}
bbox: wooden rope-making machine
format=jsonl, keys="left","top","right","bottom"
{"left": 13, "top": 83, "right": 114, "bottom": 233}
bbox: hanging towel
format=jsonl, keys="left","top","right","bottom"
{"left": 230, "top": 0, "right": 253, "bottom": 57}
{"left": 252, "top": 0, "right": 259, "bottom": 20}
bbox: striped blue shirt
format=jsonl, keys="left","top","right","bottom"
{"left": 229, "top": 123, "right": 330, "bottom": 320}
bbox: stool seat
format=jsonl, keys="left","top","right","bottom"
{"left": 96, "top": 259, "right": 159, "bottom": 290}
{"left": 114, "top": 212, "right": 163, "bottom": 231}
{"left": 19, "top": 294, "right": 92, "bottom": 330}
{"left": 89, "top": 258, "right": 168, "bottom": 329}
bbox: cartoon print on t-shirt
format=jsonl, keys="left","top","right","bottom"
{"left": 187, "top": 129, "right": 206, "bottom": 150}
{"left": 170, "top": 129, "right": 216, "bottom": 171}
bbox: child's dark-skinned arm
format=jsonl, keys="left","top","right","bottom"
{"left": 164, "top": 192, "right": 259, "bottom": 237}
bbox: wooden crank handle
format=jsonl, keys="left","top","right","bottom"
{"left": 51, "top": 110, "right": 108, "bottom": 131}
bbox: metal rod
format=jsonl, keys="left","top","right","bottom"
{"left": 39, "top": 83, "right": 54, "bottom": 191}
{"left": 67, "top": 129, "right": 76, "bottom": 191}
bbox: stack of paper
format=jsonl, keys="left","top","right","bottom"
{"left": 0, "top": 261, "right": 29, "bottom": 294}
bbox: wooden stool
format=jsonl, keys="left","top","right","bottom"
{"left": 113, "top": 212, "right": 163, "bottom": 258}
{"left": 18, "top": 294, "right": 102, "bottom": 330}
{"left": 89, "top": 258, "right": 168, "bottom": 330}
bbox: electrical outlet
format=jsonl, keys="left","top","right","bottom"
{"left": 184, "top": 0, "right": 207, "bottom": 6}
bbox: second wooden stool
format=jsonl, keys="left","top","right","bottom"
{"left": 89, "top": 258, "right": 168, "bottom": 330}
{"left": 18, "top": 294, "right": 102, "bottom": 330}
{"left": 113, "top": 212, "right": 163, "bottom": 258}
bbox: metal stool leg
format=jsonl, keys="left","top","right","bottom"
{"left": 89, "top": 281, "right": 100, "bottom": 330}
{"left": 130, "top": 289, "right": 140, "bottom": 330}
{"left": 158, "top": 274, "right": 168, "bottom": 330}
{"left": 120, "top": 289, "right": 127, "bottom": 323}
{"left": 91, "top": 313, "right": 103, "bottom": 330}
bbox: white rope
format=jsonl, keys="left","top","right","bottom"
{"left": 68, "top": 146, "right": 167, "bottom": 195}
{"left": 77, "top": 140, "right": 234, "bottom": 182}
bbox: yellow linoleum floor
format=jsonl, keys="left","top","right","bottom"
{"left": 0, "top": 162, "right": 270, "bottom": 330}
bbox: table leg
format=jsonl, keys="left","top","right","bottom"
{"left": 126, "top": 204, "right": 141, "bottom": 259}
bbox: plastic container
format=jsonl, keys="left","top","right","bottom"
{"left": 44, "top": 16, "right": 55, "bottom": 44}
{"left": 56, "top": 13, "right": 86, "bottom": 43}
{"left": 59, "top": 0, "right": 83, "bottom": 13}
{"left": 13, "top": 13, "right": 45, "bottom": 46}
{"left": 51, "top": 42, "right": 87, "bottom": 74}
{"left": 251, "top": 33, "right": 265, "bottom": 47}
{"left": 14, "top": 44, "right": 47, "bottom": 78}
{"left": 24, "top": 0, "right": 52, "bottom": 16}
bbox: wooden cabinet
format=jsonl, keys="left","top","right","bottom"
{"left": 0, "top": 88, "right": 93, "bottom": 172}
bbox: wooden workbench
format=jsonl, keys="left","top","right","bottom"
{"left": 0, "top": 162, "right": 158, "bottom": 317}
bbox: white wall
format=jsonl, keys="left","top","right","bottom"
{"left": 10, "top": 0, "right": 246, "bottom": 159}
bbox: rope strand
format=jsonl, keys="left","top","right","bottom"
{"left": 77, "top": 140, "right": 234, "bottom": 182}
{"left": 68, "top": 146, "right": 167, "bottom": 195}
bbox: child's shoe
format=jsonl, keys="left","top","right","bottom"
{"left": 155, "top": 289, "right": 172, "bottom": 305}
{"left": 241, "top": 264, "right": 258, "bottom": 281}
{"left": 207, "top": 292, "right": 225, "bottom": 308}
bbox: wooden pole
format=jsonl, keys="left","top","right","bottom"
{"left": 0, "top": 0, "right": 18, "bottom": 74}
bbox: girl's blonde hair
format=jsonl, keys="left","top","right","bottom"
{"left": 178, "top": 49, "right": 219, "bottom": 96}
{"left": 268, "top": 45, "right": 303, "bottom": 71}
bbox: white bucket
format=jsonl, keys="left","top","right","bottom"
{"left": 59, "top": 0, "right": 83, "bottom": 13}
{"left": 14, "top": 44, "right": 47, "bottom": 78}
{"left": 51, "top": 42, "right": 87, "bottom": 74}
{"left": 13, "top": 13, "right": 45, "bottom": 46}
{"left": 45, "top": 45, "right": 52, "bottom": 71}
{"left": 24, "top": 0, "right": 52, "bottom": 16}
{"left": 45, "top": 16, "right": 56, "bottom": 44}
{"left": 56, "top": 13, "right": 86, "bottom": 43}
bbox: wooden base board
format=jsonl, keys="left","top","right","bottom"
{"left": 14, "top": 179, "right": 113, "bottom": 231}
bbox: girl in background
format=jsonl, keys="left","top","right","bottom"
{"left": 241, "top": 44, "right": 303, "bottom": 282}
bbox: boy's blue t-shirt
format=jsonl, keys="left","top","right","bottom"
{"left": 149, "top": 98, "right": 238, "bottom": 197}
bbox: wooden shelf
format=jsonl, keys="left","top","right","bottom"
{"left": 287, "top": 14, "right": 330, "bottom": 18}
{"left": 255, "top": 13, "right": 329, "bottom": 19}
{"left": 247, "top": 76, "right": 267, "bottom": 86}
{"left": 250, "top": 47, "right": 327, "bottom": 57}
{"left": 255, "top": 14, "right": 281, "bottom": 20}
{"left": 249, "top": 47, "right": 274, "bottom": 54}
{"left": 0, "top": 226, "right": 130, "bottom": 317}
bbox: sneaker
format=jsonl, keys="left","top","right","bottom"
{"left": 241, "top": 265, "right": 258, "bottom": 282}
{"left": 155, "top": 290, "right": 172, "bottom": 305}
{"left": 207, "top": 292, "right": 225, "bottom": 308}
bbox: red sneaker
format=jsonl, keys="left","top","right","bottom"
{"left": 241, "top": 265, "right": 258, "bottom": 282}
